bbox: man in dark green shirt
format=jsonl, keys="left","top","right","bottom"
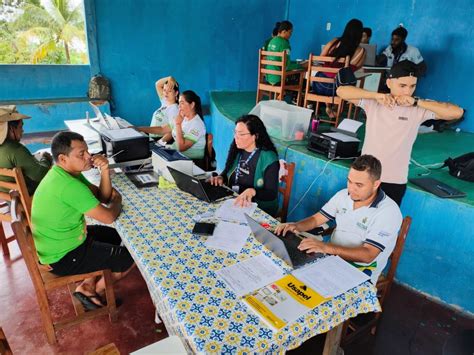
{"left": 0, "top": 105, "right": 52, "bottom": 195}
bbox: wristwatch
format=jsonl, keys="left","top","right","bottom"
{"left": 413, "top": 96, "right": 420, "bottom": 107}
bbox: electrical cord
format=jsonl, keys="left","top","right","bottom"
{"left": 287, "top": 156, "right": 358, "bottom": 218}
{"left": 410, "top": 157, "right": 444, "bottom": 176}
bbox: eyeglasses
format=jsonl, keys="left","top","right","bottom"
{"left": 234, "top": 131, "right": 252, "bottom": 137}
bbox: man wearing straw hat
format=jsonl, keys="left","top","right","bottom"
{"left": 0, "top": 105, "right": 52, "bottom": 194}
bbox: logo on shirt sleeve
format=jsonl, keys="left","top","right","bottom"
{"left": 190, "top": 128, "right": 199, "bottom": 137}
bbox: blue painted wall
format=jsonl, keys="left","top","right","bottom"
{"left": 0, "top": 65, "right": 90, "bottom": 101}
{"left": 94, "top": 0, "right": 286, "bottom": 126}
{"left": 287, "top": 0, "right": 474, "bottom": 133}
{"left": 210, "top": 95, "right": 474, "bottom": 314}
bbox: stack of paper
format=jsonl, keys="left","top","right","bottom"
{"left": 293, "top": 255, "right": 370, "bottom": 298}
{"left": 204, "top": 221, "right": 251, "bottom": 253}
{"left": 214, "top": 198, "right": 257, "bottom": 223}
{"left": 216, "top": 254, "right": 284, "bottom": 297}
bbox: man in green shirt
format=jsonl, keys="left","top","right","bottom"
{"left": 32, "top": 131, "right": 134, "bottom": 310}
{"left": 0, "top": 105, "right": 52, "bottom": 195}
{"left": 265, "top": 21, "right": 302, "bottom": 85}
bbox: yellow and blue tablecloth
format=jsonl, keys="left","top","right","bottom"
{"left": 110, "top": 173, "right": 381, "bottom": 354}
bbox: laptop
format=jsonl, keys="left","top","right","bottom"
{"left": 168, "top": 166, "right": 234, "bottom": 203}
{"left": 360, "top": 44, "right": 377, "bottom": 66}
{"left": 409, "top": 177, "right": 466, "bottom": 198}
{"left": 245, "top": 214, "right": 323, "bottom": 269}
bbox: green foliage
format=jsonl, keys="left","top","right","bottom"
{"left": 0, "top": 0, "right": 89, "bottom": 64}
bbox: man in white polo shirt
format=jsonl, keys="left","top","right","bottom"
{"left": 275, "top": 155, "right": 402, "bottom": 283}
{"left": 337, "top": 60, "right": 464, "bottom": 205}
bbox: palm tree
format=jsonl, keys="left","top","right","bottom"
{"left": 14, "top": 0, "right": 87, "bottom": 64}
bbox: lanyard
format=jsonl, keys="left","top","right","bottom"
{"left": 234, "top": 148, "right": 258, "bottom": 186}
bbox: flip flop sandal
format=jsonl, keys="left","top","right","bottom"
{"left": 73, "top": 292, "right": 104, "bottom": 311}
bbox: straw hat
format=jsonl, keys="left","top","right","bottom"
{"left": 0, "top": 105, "right": 30, "bottom": 144}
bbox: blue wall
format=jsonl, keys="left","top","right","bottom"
{"left": 94, "top": 0, "right": 286, "bottom": 126}
{"left": 287, "top": 0, "right": 474, "bottom": 133}
{"left": 0, "top": 65, "right": 90, "bottom": 101}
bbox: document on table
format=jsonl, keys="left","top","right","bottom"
{"left": 205, "top": 221, "right": 251, "bottom": 253}
{"left": 214, "top": 198, "right": 257, "bottom": 223}
{"left": 216, "top": 254, "right": 285, "bottom": 297}
{"left": 293, "top": 255, "right": 370, "bottom": 298}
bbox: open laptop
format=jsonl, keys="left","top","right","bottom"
{"left": 245, "top": 214, "right": 323, "bottom": 269}
{"left": 168, "top": 166, "right": 234, "bottom": 203}
{"left": 409, "top": 177, "right": 466, "bottom": 198}
{"left": 360, "top": 44, "right": 377, "bottom": 66}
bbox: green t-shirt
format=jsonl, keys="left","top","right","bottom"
{"left": 31, "top": 166, "right": 99, "bottom": 264}
{"left": 266, "top": 36, "right": 301, "bottom": 85}
{"left": 0, "top": 140, "right": 50, "bottom": 195}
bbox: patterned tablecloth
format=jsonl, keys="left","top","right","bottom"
{"left": 110, "top": 173, "right": 381, "bottom": 354}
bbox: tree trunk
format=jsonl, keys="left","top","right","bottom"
{"left": 64, "top": 41, "right": 70, "bottom": 64}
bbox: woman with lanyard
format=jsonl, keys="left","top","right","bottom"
{"left": 209, "top": 115, "right": 279, "bottom": 216}
{"left": 135, "top": 75, "right": 179, "bottom": 140}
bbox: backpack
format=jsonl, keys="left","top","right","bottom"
{"left": 88, "top": 75, "right": 111, "bottom": 101}
{"left": 335, "top": 66, "right": 357, "bottom": 88}
{"left": 443, "top": 152, "right": 474, "bottom": 182}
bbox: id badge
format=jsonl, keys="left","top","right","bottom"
{"left": 232, "top": 185, "right": 240, "bottom": 193}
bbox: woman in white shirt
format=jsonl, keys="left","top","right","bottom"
{"left": 162, "top": 90, "right": 206, "bottom": 159}
{"left": 136, "top": 76, "right": 179, "bottom": 139}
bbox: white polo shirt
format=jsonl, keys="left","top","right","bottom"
{"left": 170, "top": 114, "right": 206, "bottom": 159}
{"left": 320, "top": 188, "right": 403, "bottom": 283}
{"left": 382, "top": 44, "right": 424, "bottom": 67}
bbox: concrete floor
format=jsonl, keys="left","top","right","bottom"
{"left": 1, "top": 241, "right": 473, "bottom": 354}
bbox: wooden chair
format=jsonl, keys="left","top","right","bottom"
{"left": 195, "top": 133, "right": 217, "bottom": 172}
{"left": 256, "top": 49, "right": 305, "bottom": 105}
{"left": 304, "top": 53, "right": 350, "bottom": 127}
{"left": 0, "top": 327, "right": 13, "bottom": 355}
{"left": 9, "top": 191, "right": 118, "bottom": 345}
{"left": 0, "top": 167, "right": 32, "bottom": 256}
{"left": 276, "top": 161, "right": 296, "bottom": 223}
{"left": 341, "top": 216, "right": 412, "bottom": 346}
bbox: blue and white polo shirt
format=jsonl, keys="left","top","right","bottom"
{"left": 320, "top": 188, "right": 403, "bottom": 283}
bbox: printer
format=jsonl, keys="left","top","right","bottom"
{"left": 100, "top": 128, "right": 150, "bottom": 163}
{"left": 307, "top": 119, "right": 363, "bottom": 159}
{"left": 151, "top": 145, "right": 194, "bottom": 183}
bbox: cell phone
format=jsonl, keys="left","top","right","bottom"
{"left": 192, "top": 222, "right": 216, "bottom": 236}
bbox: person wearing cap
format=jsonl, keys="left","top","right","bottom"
{"left": 337, "top": 60, "right": 464, "bottom": 206}
{"left": 0, "top": 105, "right": 52, "bottom": 195}
{"left": 377, "top": 26, "right": 426, "bottom": 75}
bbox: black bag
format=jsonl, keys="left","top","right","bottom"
{"left": 88, "top": 75, "right": 111, "bottom": 101}
{"left": 443, "top": 152, "right": 474, "bottom": 182}
{"left": 336, "top": 66, "right": 357, "bottom": 87}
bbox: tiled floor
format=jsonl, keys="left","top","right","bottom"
{"left": 1, "top": 241, "right": 473, "bottom": 354}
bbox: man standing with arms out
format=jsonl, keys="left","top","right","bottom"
{"left": 337, "top": 60, "right": 464, "bottom": 205}
{"left": 32, "top": 132, "right": 135, "bottom": 310}
{"left": 276, "top": 155, "right": 402, "bottom": 283}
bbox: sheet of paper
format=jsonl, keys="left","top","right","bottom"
{"left": 205, "top": 221, "right": 251, "bottom": 253}
{"left": 105, "top": 128, "right": 143, "bottom": 140}
{"left": 216, "top": 254, "right": 285, "bottom": 297}
{"left": 293, "top": 255, "right": 370, "bottom": 298}
{"left": 336, "top": 118, "right": 363, "bottom": 133}
{"left": 214, "top": 198, "right": 257, "bottom": 223}
{"left": 323, "top": 131, "right": 359, "bottom": 143}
